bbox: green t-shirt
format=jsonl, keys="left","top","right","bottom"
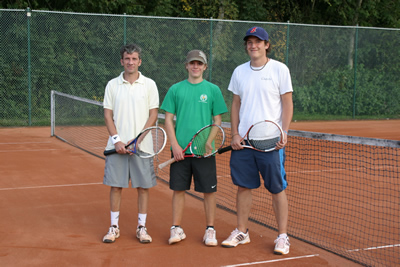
{"left": 160, "top": 79, "right": 228, "bottom": 152}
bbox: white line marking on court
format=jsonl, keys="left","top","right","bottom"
{"left": 221, "top": 254, "right": 319, "bottom": 267}
{"left": 347, "top": 244, "right": 400, "bottom": 252}
{"left": 0, "top": 149, "right": 58, "bottom": 152}
{"left": 0, "top": 183, "right": 102, "bottom": 191}
{"left": 0, "top": 141, "right": 52, "bottom": 145}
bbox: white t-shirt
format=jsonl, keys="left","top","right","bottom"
{"left": 103, "top": 71, "right": 159, "bottom": 150}
{"left": 228, "top": 59, "right": 293, "bottom": 136}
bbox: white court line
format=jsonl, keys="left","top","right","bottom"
{"left": 0, "top": 141, "right": 52, "bottom": 145}
{"left": 221, "top": 254, "right": 319, "bottom": 267}
{"left": 0, "top": 149, "right": 58, "bottom": 152}
{"left": 347, "top": 244, "right": 400, "bottom": 252}
{"left": 0, "top": 182, "right": 102, "bottom": 191}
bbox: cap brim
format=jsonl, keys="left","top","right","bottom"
{"left": 186, "top": 57, "right": 206, "bottom": 64}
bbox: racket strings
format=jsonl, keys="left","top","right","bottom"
{"left": 136, "top": 128, "right": 166, "bottom": 157}
{"left": 247, "top": 121, "right": 282, "bottom": 152}
{"left": 248, "top": 137, "right": 280, "bottom": 151}
{"left": 191, "top": 125, "right": 224, "bottom": 157}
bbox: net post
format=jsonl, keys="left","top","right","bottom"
{"left": 50, "top": 90, "right": 55, "bottom": 136}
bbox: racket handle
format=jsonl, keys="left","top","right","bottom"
{"left": 158, "top": 157, "right": 176, "bottom": 170}
{"left": 103, "top": 149, "right": 117, "bottom": 156}
{"left": 218, "top": 145, "right": 233, "bottom": 154}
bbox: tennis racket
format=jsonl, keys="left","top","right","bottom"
{"left": 104, "top": 126, "right": 167, "bottom": 158}
{"left": 158, "top": 124, "right": 225, "bottom": 170}
{"left": 218, "top": 120, "right": 283, "bottom": 154}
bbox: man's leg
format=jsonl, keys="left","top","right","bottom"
{"left": 272, "top": 190, "right": 288, "bottom": 234}
{"left": 237, "top": 186, "right": 252, "bottom": 233}
{"left": 272, "top": 190, "right": 290, "bottom": 255}
{"left": 136, "top": 187, "right": 152, "bottom": 243}
{"left": 169, "top": 190, "right": 187, "bottom": 244}
{"left": 110, "top": 186, "right": 123, "bottom": 212}
{"left": 103, "top": 187, "right": 122, "bottom": 243}
{"left": 203, "top": 192, "right": 216, "bottom": 226}
{"left": 221, "top": 186, "right": 252, "bottom": 248}
{"left": 203, "top": 192, "right": 217, "bottom": 246}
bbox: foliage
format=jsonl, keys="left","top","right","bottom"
{"left": 0, "top": 9, "right": 399, "bottom": 127}
{"left": 2, "top": 0, "right": 400, "bottom": 28}
{"left": 293, "top": 64, "right": 400, "bottom": 117}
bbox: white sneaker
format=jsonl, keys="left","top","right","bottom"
{"left": 203, "top": 228, "right": 218, "bottom": 246}
{"left": 274, "top": 236, "right": 290, "bottom": 255}
{"left": 221, "top": 228, "right": 250, "bottom": 248}
{"left": 168, "top": 226, "right": 186, "bottom": 245}
{"left": 102, "top": 225, "right": 120, "bottom": 243}
{"left": 136, "top": 226, "right": 152, "bottom": 243}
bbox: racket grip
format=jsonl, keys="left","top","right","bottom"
{"left": 103, "top": 149, "right": 117, "bottom": 156}
{"left": 218, "top": 146, "right": 233, "bottom": 154}
{"left": 158, "top": 157, "right": 176, "bottom": 170}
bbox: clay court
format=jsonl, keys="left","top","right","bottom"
{"left": 0, "top": 119, "right": 398, "bottom": 266}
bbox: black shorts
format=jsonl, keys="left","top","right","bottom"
{"left": 169, "top": 154, "right": 217, "bottom": 193}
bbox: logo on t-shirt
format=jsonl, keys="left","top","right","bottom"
{"left": 199, "top": 94, "right": 208, "bottom": 103}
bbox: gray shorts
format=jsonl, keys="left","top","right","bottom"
{"left": 103, "top": 153, "right": 157, "bottom": 188}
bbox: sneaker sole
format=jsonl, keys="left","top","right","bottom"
{"left": 169, "top": 238, "right": 185, "bottom": 245}
{"left": 274, "top": 249, "right": 289, "bottom": 255}
{"left": 221, "top": 240, "right": 250, "bottom": 248}
{"left": 103, "top": 233, "right": 119, "bottom": 243}
{"left": 169, "top": 235, "right": 186, "bottom": 245}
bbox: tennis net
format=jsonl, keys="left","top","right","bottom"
{"left": 51, "top": 90, "right": 400, "bottom": 267}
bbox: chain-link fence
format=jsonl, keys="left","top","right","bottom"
{"left": 1, "top": 9, "right": 399, "bottom": 126}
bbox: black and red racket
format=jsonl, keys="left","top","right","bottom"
{"left": 218, "top": 120, "right": 283, "bottom": 154}
{"left": 158, "top": 124, "right": 225, "bottom": 170}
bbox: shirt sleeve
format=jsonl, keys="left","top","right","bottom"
{"left": 147, "top": 79, "right": 160, "bottom": 109}
{"left": 213, "top": 86, "right": 228, "bottom": 116}
{"left": 103, "top": 81, "right": 114, "bottom": 110}
{"left": 279, "top": 64, "right": 293, "bottom": 95}
{"left": 160, "top": 85, "right": 176, "bottom": 114}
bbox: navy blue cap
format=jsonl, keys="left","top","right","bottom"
{"left": 244, "top": 26, "right": 269, "bottom": 41}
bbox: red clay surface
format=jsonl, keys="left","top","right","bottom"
{"left": 289, "top": 119, "right": 399, "bottom": 140}
{"left": 1, "top": 120, "right": 398, "bottom": 267}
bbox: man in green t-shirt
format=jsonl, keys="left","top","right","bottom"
{"left": 160, "top": 50, "right": 227, "bottom": 247}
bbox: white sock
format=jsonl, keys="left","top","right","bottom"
{"left": 111, "top": 211, "right": 119, "bottom": 227}
{"left": 138, "top": 213, "right": 147, "bottom": 227}
{"left": 278, "top": 233, "right": 288, "bottom": 239}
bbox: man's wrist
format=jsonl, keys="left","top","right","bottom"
{"left": 111, "top": 134, "right": 121, "bottom": 145}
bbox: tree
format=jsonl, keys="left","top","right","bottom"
{"left": 2, "top": 0, "right": 399, "bottom": 28}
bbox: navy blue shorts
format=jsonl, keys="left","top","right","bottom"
{"left": 229, "top": 148, "right": 287, "bottom": 194}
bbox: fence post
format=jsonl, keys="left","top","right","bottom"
{"left": 51, "top": 90, "right": 55, "bottom": 136}
{"left": 353, "top": 24, "right": 359, "bottom": 119}
{"left": 123, "top": 13, "right": 127, "bottom": 45}
{"left": 209, "top": 17, "right": 213, "bottom": 82}
{"left": 27, "top": 7, "right": 32, "bottom": 126}
{"left": 285, "top": 21, "right": 290, "bottom": 66}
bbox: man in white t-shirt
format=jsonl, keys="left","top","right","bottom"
{"left": 102, "top": 44, "right": 159, "bottom": 244}
{"left": 221, "top": 27, "right": 293, "bottom": 255}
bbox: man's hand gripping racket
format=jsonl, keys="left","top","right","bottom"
{"left": 158, "top": 124, "right": 225, "bottom": 170}
{"left": 104, "top": 126, "right": 167, "bottom": 158}
{"left": 218, "top": 120, "right": 284, "bottom": 154}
